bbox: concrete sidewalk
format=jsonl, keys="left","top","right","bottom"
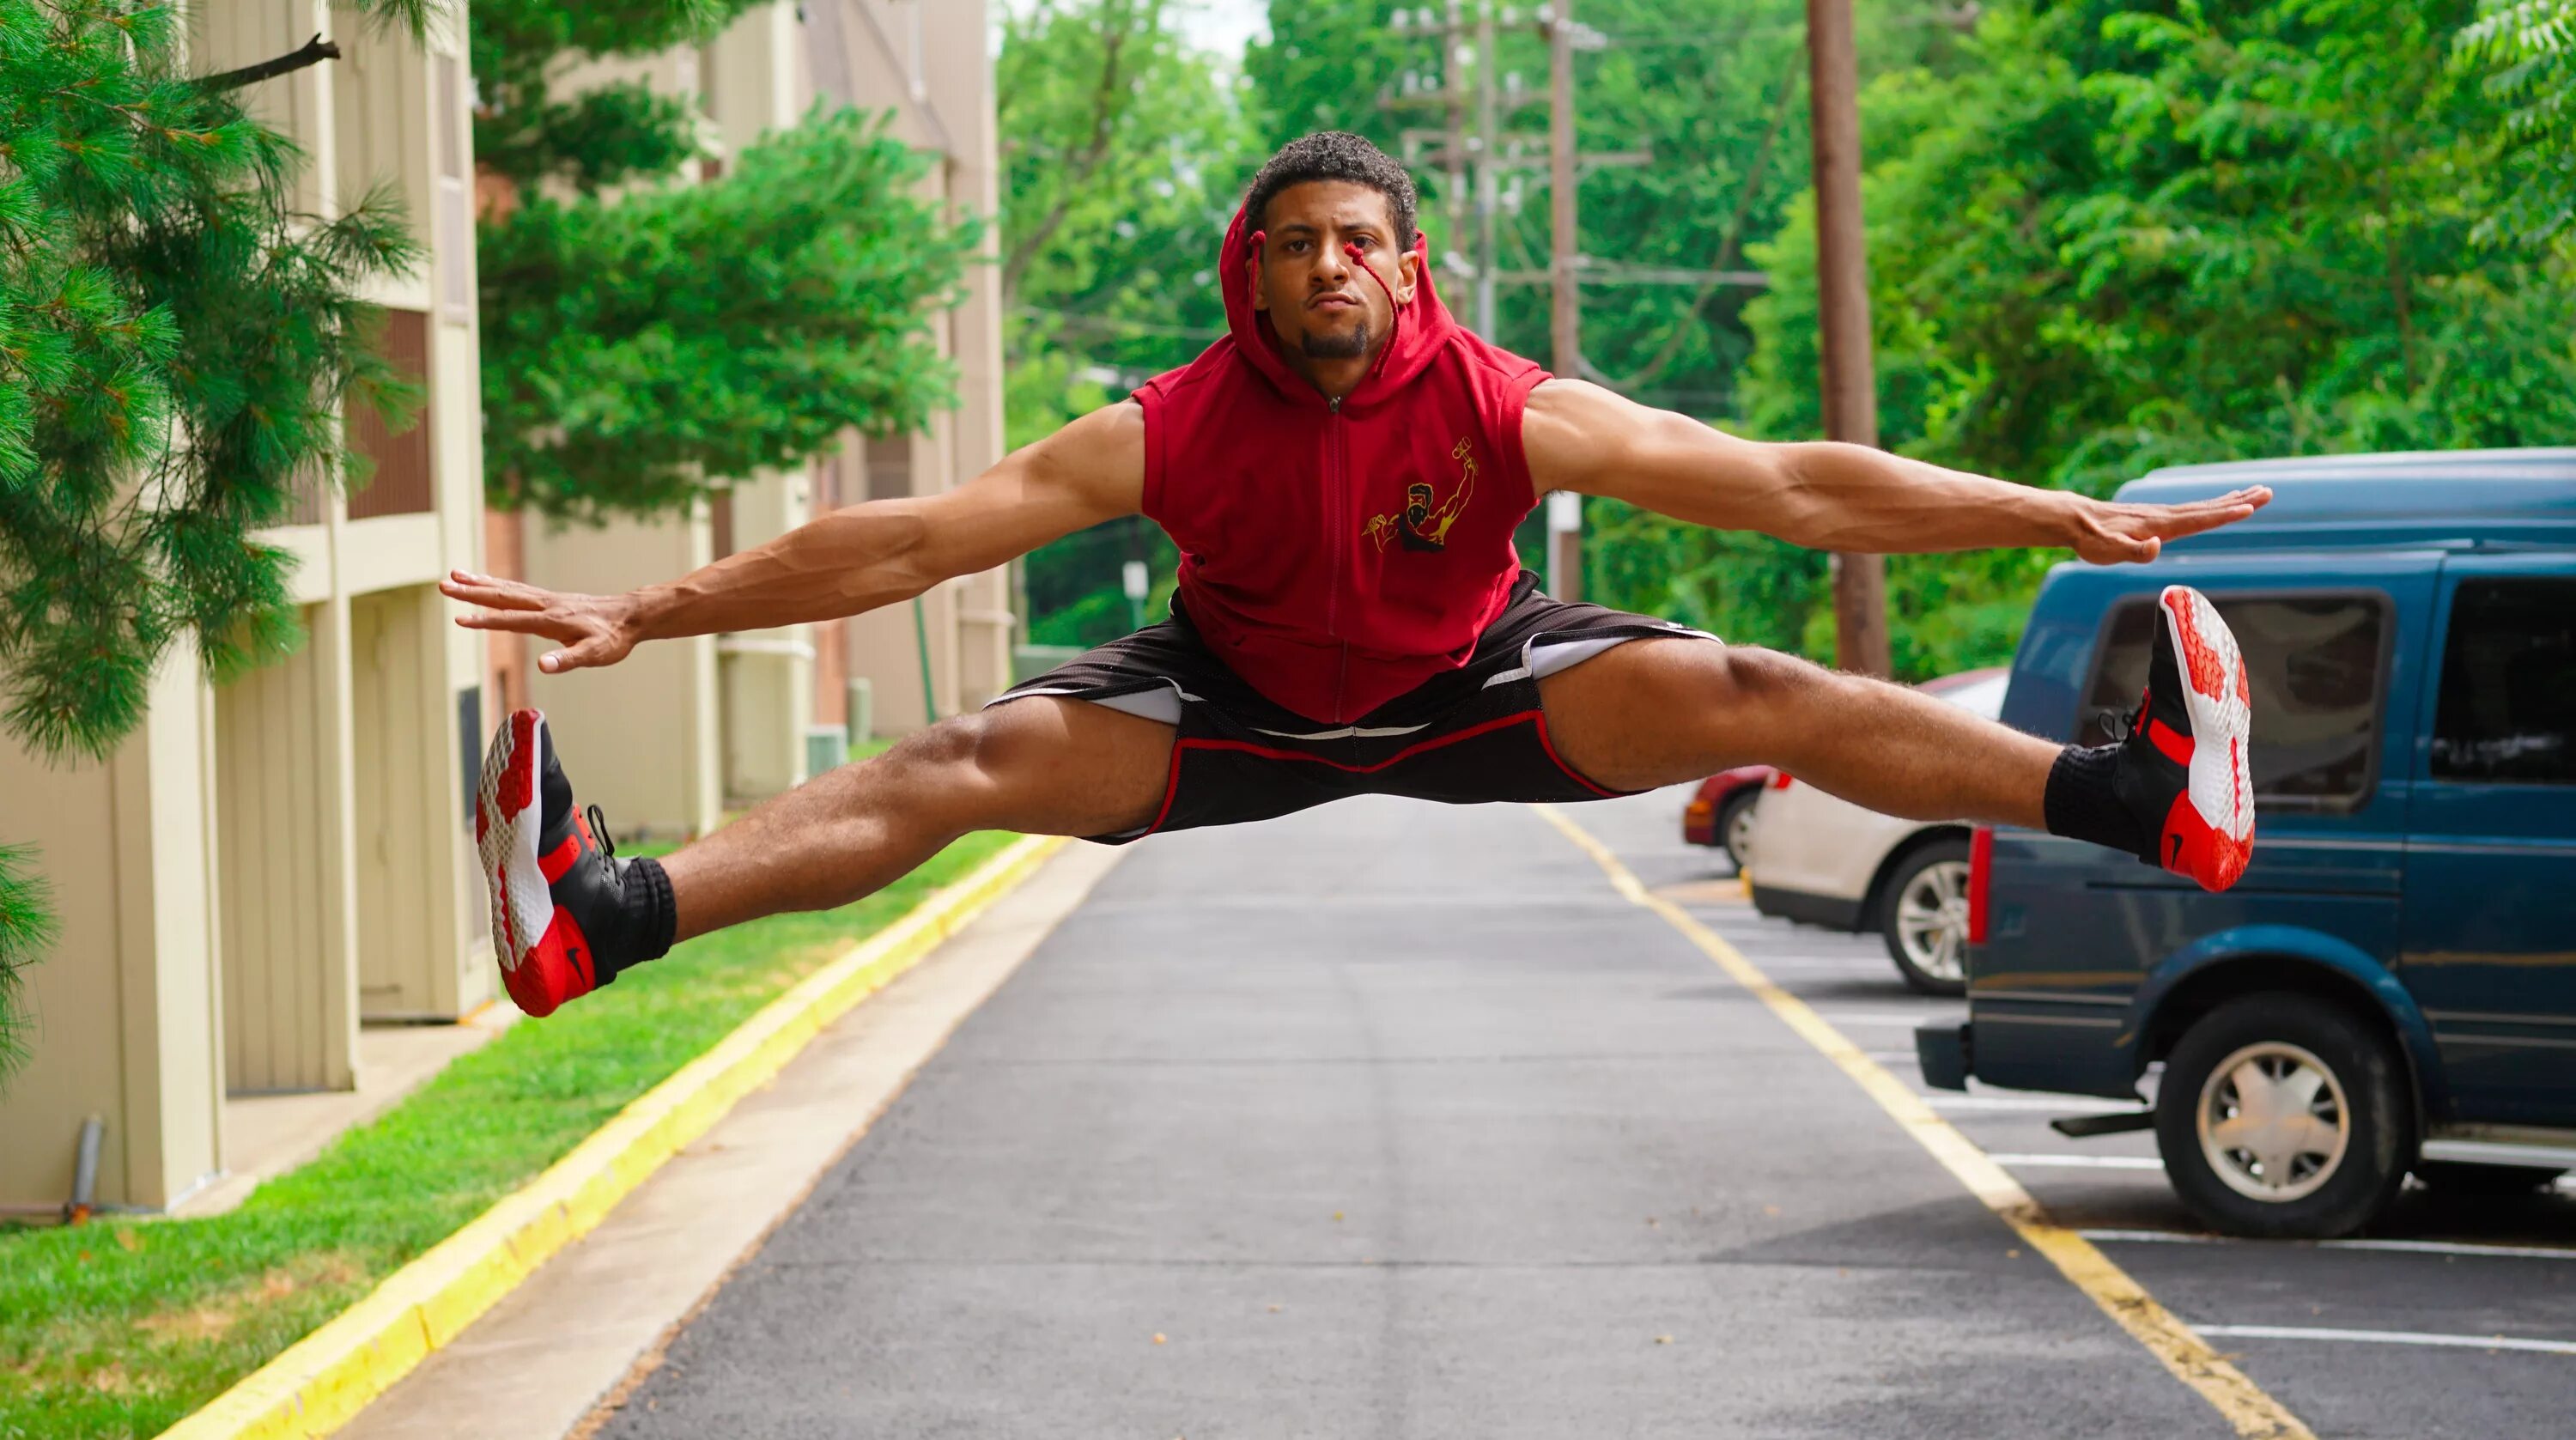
{"left": 587, "top": 795, "right": 2228, "bottom": 1439}
{"left": 337, "top": 842, "right": 1129, "bottom": 1440}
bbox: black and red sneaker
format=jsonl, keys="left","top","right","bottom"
{"left": 2115, "top": 585, "right": 2256, "bottom": 892}
{"left": 475, "top": 710, "right": 663, "bottom": 1017}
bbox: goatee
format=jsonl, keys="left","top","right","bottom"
{"left": 1300, "top": 322, "right": 1370, "bottom": 361}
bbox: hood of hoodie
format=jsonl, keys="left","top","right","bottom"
{"left": 1217, "top": 199, "right": 1460, "bottom": 410}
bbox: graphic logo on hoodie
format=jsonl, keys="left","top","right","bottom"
{"left": 1363, "top": 438, "right": 1478, "bottom": 553}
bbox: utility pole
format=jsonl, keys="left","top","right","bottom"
{"left": 1445, "top": 0, "right": 1469, "bottom": 259}
{"left": 1546, "top": 0, "right": 1582, "bottom": 601}
{"left": 1475, "top": 0, "right": 1500, "bottom": 337}
{"left": 1806, "top": 0, "right": 1892, "bottom": 677}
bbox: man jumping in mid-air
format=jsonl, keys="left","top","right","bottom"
{"left": 445, "top": 134, "right": 2265, "bottom": 1018}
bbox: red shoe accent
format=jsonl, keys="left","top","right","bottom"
{"left": 2163, "top": 789, "right": 2253, "bottom": 893}
{"left": 2152, "top": 586, "right": 2255, "bottom": 893}
{"left": 504, "top": 908, "right": 600, "bottom": 1018}
{"left": 539, "top": 829, "right": 581, "bottom": 884}
{"left": 2145, "top": 715, "right": 2193, "bottom": 768}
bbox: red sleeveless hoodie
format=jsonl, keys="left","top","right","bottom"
{"left": 1135, "top": 204, "right": 1552, "bottom": 724}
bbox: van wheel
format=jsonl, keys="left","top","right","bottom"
{"left": 2154, "top": 993, "right": 2412, "bottom": 1239}
{"left": 1716, "top": 788, "right": 1761, "bottom": 872}
{"left": 2415, "top": 1161, "right": 2566, "bottom": 1196}
{"left": 1878, "top": 840, "right": 1970, "bottom": 997}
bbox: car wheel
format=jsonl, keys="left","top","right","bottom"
{"left": 2154, "top": 993, "right": 2412, "bottom": 1238}
{"left": 1877, "top": 840, "right": 1970, "bottom": 997}
{"left": 2415, "top": 1161, "right": 2566, "bottom": 1196}
{"left": 1717, "top": 788, "right": 1761, "bottom": 872}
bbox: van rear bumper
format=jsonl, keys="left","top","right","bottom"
{"left": 1915, "top": 1020, "right": 1971, "bottom": 1092}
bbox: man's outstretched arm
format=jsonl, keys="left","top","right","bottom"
{"left": 1520, "top": 378, "right": 2267, "bottom": 562}
{"left": 442, "top": 400, "right": 1146, "bottom": 674}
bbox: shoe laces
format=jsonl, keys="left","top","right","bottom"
{"left": 2100, "top": 685, "right": 2148, "bottom": 745}
{"left": 586, "top": 803, "right": 617, "bottom": 860}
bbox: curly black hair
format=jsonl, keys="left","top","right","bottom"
{"left": 1241, "top": 132, "right": 1419, "bottom": 251}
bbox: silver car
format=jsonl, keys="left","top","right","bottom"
{"left": 1745, "top": 668, "right": 2010, "bottom": 996}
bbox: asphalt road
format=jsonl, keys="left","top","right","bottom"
{"left": 592, "top": 791, "right": 2576, "bottom": 1439}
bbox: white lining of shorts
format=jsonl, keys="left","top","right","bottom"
{"left": 1481, "top": 623, "right": 1716, "bottom": 690}
{"left": 1248, "top": 720, "right": 1432, "bottom": 741}
{"left": 989, "top": 681, "right": 1197, "bottom": 726}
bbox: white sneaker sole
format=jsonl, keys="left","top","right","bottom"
{"left": 475, "top": 710, "right": 556, "bottom": 973}
{"left": 2160, "top": 585, "right": 2254, "bottom": 852}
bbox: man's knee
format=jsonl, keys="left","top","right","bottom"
{"left": 1692, "top": 645, "right": 1833, "bottom": 715}
{"left": 879, "top": 708, "right": 1030, "bottom": 787}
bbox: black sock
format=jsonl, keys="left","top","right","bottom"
{"left": 2043, "top": 744, "right": 2147, "bottom": 861}
{"left": 596, "top": 855, "right": 677, "bottom": 984}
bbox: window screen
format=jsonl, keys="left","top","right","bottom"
{"left": 2432, "top": 578, "right": 2576, "bottom": 786}
{"left": 2077, "top": 592, "right": 2387, "bottom": 811}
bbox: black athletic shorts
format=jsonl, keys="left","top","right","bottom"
{"left": 989, "top": 570, "right": 1717, "bottom": 843}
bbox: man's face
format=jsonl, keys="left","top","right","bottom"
{"left": 1250, "top": 180, "right": 1417, "bottom": 363}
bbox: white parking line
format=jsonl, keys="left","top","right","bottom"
{"left": 1807, "top": 1011, "right": 1962, "bottom": 1027}
{"left": 2083, "top": 1229, "right": 2576, "bottom": 1262}
{"left": 2193, "top": 1324, "right": 2576, "bottom": 1357}
{"left": 1986, "top": 1153, "right": 2166, "bottom": 1171}
{"left": 1927, "top": 1095, "right": 2148, "bottom": 1115}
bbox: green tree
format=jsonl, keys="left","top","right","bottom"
{"left": 471, "top": 0, "right": 981, "bottom": 519}
{"left": 999, "top": 0, "right": 1253, "bottom": 646}
{"left": 2455, "top": 0, "right": 2576, "bottom": 251}
{"left": 1737, "top": 0, "right": 2576, "bottom": 677}
{"left": 0, "top": 0, "right": 427, "bottom": 1074}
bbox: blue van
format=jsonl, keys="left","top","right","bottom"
{"left": 1916, "top": 448, "right": 2576, "bottom": 1238}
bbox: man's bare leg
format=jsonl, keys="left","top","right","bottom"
{"left": 659, "top": 698, "right": 1173, "bottom": 942}
{"left": 1540, "top": 640, "right": 2056, "bottom": 827}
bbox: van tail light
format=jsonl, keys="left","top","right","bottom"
{"left": 1967, "top": 826, "right": 1994, "bottom": 945}
{"left": 1770, "top": 770, "right": 1795, "bottom": 790}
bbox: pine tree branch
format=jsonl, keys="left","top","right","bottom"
{"left": 198, "top": 33, "right": 342, "bottom": 93}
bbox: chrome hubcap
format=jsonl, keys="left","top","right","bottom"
{"left": 1894, "top": 860, "right": 1970, "bottom": 981}
{"left": 2197, "top": 1042, "right": 2350, "bottom": 1202}
{"left": 1727, "top": 801, "right": 1759, "bottom": 862}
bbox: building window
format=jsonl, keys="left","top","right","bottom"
{"left": 347, "top": 308, "right": 434, "bottom": 519}
{"left": 2079, "top": 592, "right": 2389, "bottom": 812}
{"left": 2433, "top": 578, "right": 2576, "bottom": 786}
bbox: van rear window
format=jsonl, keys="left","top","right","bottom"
{"left": 2077, "top": 593, "right": 2388, "bottom": 812}
{"left": 2433, "top": 578, "right": 2576, "bottom": 786}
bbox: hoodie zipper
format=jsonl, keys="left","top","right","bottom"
{"left": 1325, "top": 395, "right": 1353, "bottom": 721}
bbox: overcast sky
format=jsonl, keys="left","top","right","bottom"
{"left": 997, "top": 1, "right": 1272, "bottom": 64}
{"left": 1173, "top": 0, "right": 1272, "bottom": 60}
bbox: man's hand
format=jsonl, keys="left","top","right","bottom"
{"left": 2066, "top": 487, "right": 2272, "bottom": 565}
{"left": 440, "top": 571, "right": 644, "bottom": 675}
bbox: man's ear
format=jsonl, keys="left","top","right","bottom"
{"left": 1248, "top": 236, "right": 1268, "bottom": 313}
{"left": 1395, "top": 243, "right": 1420, "bottom": 306}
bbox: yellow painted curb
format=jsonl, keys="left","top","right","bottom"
{"left": 1534, "top": 806, "right": 2313, "bottom": 1440}
{"left": 156, "top": 834, "right": 1070, "bottom": 1440}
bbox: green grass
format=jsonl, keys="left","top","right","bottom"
{"left": 0, "top": 826, "right": 1013, "bottom": 1440}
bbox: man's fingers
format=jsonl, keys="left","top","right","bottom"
{"left": 439, "top": 574, "right": 546, "bottom": 611}
{"left": 454, "top": 609, "right": 575, "bottom": 639}
{"left": 2148, "top": 501, "right": 2259, "bottom": 538}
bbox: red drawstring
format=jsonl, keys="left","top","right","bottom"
{"left": 1344, "top": 240, "right": 1401, "bottom": 381}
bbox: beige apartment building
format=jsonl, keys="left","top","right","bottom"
{"left": 0, "top": 0, "right": 489, "bottom": 1212}
{"left": 0, "top": 0, "right": 1005, "bottom": 1213}
{"left": 496, "top": 0, "right": 1014, "bottom": 839}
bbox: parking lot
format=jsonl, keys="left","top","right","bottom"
{"left": 532, "top": 787, "right": 2569, "bottom": 1438}
{"left": 1578, "top": 793, "right": 2576, "bottom": 1439}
